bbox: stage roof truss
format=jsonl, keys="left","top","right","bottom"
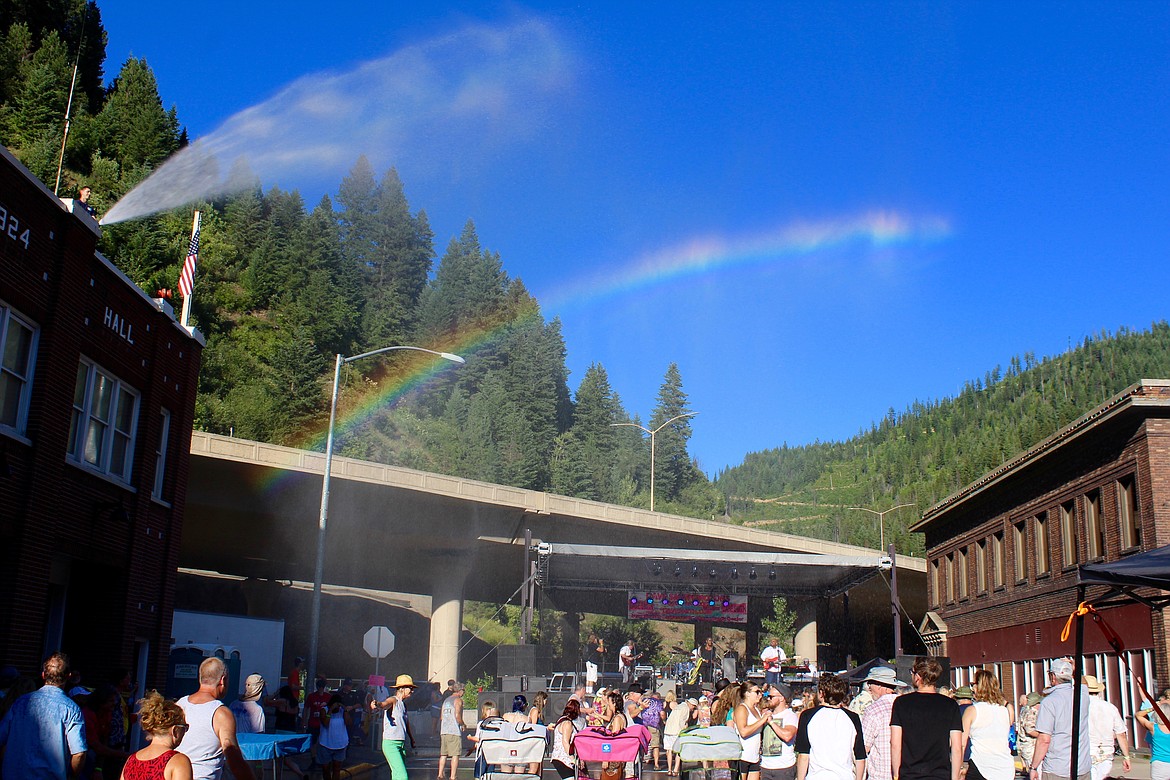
{"left": 536, "top": 544, "right": 891, "bottom": 598}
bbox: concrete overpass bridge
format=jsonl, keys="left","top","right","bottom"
{"left": 184, "top": 432, "right": 927, "bottom": 680}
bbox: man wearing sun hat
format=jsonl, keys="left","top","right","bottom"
{"left": 1031, "top": 658, "right": 1090, "bottom": 780}
{"left": 860, "top": 667, "right": 906, "bottom": 780}
{"left": 371, "top": 673, "right": 418, "bottom": 780}
{"left": 1084, "top": 674, "right": 1130, "bottom": 780}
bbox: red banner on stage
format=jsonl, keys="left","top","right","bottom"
{"left": 627, "top": 592, "right": 748, "bottom": 623}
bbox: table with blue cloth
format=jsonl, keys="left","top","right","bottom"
{"left": 238, "top": 731, "right": 312, "bottom": 778}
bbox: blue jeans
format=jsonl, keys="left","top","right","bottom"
{"left": 765, "top": 670, "right": 781, "bottom": 687}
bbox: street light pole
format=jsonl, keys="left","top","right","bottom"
{"left": 845, "top": 502, "right": 916, "bottom": 658}
{"left": 612, "top": 412, "right": 698, "bottom": 512}
{"left": 308, "top": 345, "right": 464, "bottom": 689}
{"left": 845, "top": 503, "right": 916, "bottom": 551}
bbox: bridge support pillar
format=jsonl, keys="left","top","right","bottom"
{"left": 793, "top": 598, "right": 819, "bottom": 667}
{"left": 428, "top": 574, "right": 464, "bottom": 683}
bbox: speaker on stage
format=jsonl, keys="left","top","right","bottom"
{"left": 498, "top": 645, "right": 536, "bottom": 677}
{"left": 656, "top": 679, "right": 677, "bottom": 697}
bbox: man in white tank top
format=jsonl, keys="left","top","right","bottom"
{"left": 176, "top": 657, "right": 256, "bottom": 780}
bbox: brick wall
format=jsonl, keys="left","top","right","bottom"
{"left": 0, "top": 147, "right": 203, "bottom": 688}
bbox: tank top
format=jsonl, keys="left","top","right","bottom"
{"left": 968, "top": 702, "right": 1014, "bottom": 780}
{"left": 123, "top": 749, "right": 179, "bottom": 780}
{"left": 550, "top": 717, "right": 577, "bottom": 766}
{"left": 441, "top": 696, "right": 462, "bottom": 736}
{"left": 738, "top": 705, "right": 764, "bottom": 763}
{"left": 176, "top": 696, "right": 225, "bottom": 780}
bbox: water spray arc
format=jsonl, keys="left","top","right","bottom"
{"left": 100, "top": 18, "right": 571, "bottom": 226}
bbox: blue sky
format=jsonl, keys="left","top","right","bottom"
{"left": 102, "top": 2, "right": 1170, "bottom": 475}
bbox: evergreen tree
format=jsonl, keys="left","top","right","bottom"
{"left": 649, "top": 363, "right": 699, "bottom": 502}
{"left": 4, "top": 28, "right": 69, "bottom": 150}
{"left": 94, "top": 56, "right": 179, "bottom": 169}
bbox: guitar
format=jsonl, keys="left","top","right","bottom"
{"left": 620, "top": 651, "right": 644, "bottom": 669}
{"left": 687, "top": 657, "right": 704, "bottom": 685}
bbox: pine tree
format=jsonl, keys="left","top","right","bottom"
{"left": 94, "top": 57, "right": 179, "bottom": 169}
{"left": 649, "top": 363, "right": 699, "bottom": 503}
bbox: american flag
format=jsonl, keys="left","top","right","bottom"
{"left": 178, "top": 217, "right": 200, "bottom": 298}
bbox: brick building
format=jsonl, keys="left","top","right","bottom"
{"left": 913, "top": 379, "right": 1170, "bottom": 738}
{"left": 0, "top": 146, "right": 204, "bottom": 690}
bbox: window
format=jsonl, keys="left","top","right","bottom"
{"left": 931, "top": 559, "right": 942, "bottom": 607}
{"left": 0, "top": 303, "right": 37, "bottom": 435}
{"left": 67, "top": 359, "right": 139, "bottom": 483}
{"left": 1013, "top": 521, "right": 1027, "bottom": 582}
{"left": 1085, "top": 491, "right": 1103, "bottom": 559}
{"left": 1035, "top": 512, "right": 1050, "bottom": 575}
{"left": 976, "top": 540, "right": 988, "bottom": 594}
{"left": 946, "top": 553, "right": 955, "bottom": 602}
{"left": 958, "top": 548, "right": 969, "bottom": 599}
{"left": 992, "top": 531, "right": 1006, "bottom": 588}
{"left": 153, "top": 408, "right": 171, "bottom": 500}
{"left": 1118, "top": 476, "right": 1140, "bottom": 549}
{"left": 1060, "top": 501, "right": 1077, "bottom": 568}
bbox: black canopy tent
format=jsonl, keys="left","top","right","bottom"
{"left": 1066, "top": 545, "right": 1170, "bottom": 779}
{"left": 1079, "top": 545, "right": 1170, "bottom": 608}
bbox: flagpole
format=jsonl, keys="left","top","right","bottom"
{"left": 180, "top": 210, "right": 201, "bottom": 327}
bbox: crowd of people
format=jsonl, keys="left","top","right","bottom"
{"left": 2, "top": 650, "right": 1169, "bottom": 780}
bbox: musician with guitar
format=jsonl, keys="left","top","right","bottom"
{"left": 691, "top": 637, "right": 719, "bottom": 684}
{"left": 619, "top": 640, "right": 644, "bottom": 684}
{"left": 761, "top": 637, "right": 787, "bottom": 686}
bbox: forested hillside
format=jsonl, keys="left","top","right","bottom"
{"left": 6, "top": 3, "right": 1169, "bottom": 552}
{"left": 0, "top": 1, "right": 722, "bottom": 519}
{"left": 716, "top": 324, "right": 1170, "bottom": 555}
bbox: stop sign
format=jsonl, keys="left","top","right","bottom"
{"left": 363, "top": 626, "right": 395, "bottom": 658}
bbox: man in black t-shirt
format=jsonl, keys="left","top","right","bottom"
{"left": 890, "top": 657, "right": 962, "bottom": 780}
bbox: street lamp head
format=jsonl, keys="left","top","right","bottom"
{"left": 439, "top": 352, "right": 465, "bottom": 364}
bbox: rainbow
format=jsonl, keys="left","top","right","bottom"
{"left": 286, "top": 317, "right": 532, "bottom": 455}
{"left": 261, "top": 209, "right": 950, "bottom": 487}
{"left": 541, "top": 210, "right": 951, "bottom": 311}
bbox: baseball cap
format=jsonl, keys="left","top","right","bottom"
{"left": 1050, "top": 658, "right": 1074, "bottom": 679}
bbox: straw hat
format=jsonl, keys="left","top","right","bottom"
{"left": 1083, "top": 675, "right": 1104, "bottom": 694}
{"left": 393, "top": 674, "right": 418, "bottom": 689}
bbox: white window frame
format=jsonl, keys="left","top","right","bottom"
{"left": 153, "top": 408, "right": 171, "bottom": 500}
{"left": 67, "top": 358, "right": 140, "bottom": 484}
{"left": 0, "top": 302, "right": 38, "bottom": 436}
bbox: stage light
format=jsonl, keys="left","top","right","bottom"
{"left": 692, "top": 566, "right": 699, "bottom": 577}
{"left": 677, "top": 599, "right": 684, "bottom": 605}
{"left": 692, "top": 600, "right": 699, "bottom": 606}
{"left": 648, "top": 598, "right": 654, "bottom": 604}
{"left": 731, "top": 568, "right": 739, "bottom": 579}
{"left": 652, "top": 564, "right": 662, "bottom": 575}
{"left": 674, "top": 565, "right": 681, "bottom": 577}
{"left": 708, "top": 600, "right": 715, "bottom": 607}
{"left": 722, "top": 600, "right": 730, "bottom": 607}
{"left": 710, "top": 569, "right": 717, "bottom": 578}
{"left": 749, "top": 568, "right": 757, "bottom": 580}
{"left": 768, "top": 569, "right": 776, "bottom": 580}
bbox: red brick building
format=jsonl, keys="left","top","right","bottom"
{"left": 0, "top": 146, "right": 203, "bottom": 690}
{"left": 913, "top": 380, "right": 1170, "bottom": 737}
